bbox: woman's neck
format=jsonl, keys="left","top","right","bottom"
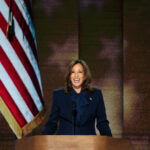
{"left": 73, "top": 87, "right": 81, "bottom": 93}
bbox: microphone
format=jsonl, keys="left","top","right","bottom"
{"left": 72, "top": 101, "right": 77, "bottom": 135}
{"left": 72, "top": 101, "right": 77, "bottom": 116}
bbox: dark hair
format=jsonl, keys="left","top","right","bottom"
{"left": 64, "top": 59, "right": 94, "bottom": 93}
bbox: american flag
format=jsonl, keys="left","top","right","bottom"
{"left": 0, "top": 0, "right": 45, "bottom": 139}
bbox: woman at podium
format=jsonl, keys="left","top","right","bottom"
{"left": 42, "top": 59, "right": 112, "bottom": 136}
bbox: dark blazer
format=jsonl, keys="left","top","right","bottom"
{"left": 42, "top": 88, "right": 112, "bottom": 136}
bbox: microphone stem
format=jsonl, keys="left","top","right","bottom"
{"left": 72, "top": 101, "right": 77, "bottom": 135}
{"left": 73, "top": 112, "right": 76, "bottom": 135}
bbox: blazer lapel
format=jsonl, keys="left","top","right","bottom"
{"left": 76, "top": 91, "right": 92, "bottom": 124}
{"left": 79, "top": 92, "right": 90, "bottom": 107}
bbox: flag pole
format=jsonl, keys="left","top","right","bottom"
{"left": 6, "top": 0, "right": 14, "bottom": 41}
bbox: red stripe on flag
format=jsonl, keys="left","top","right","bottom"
{"left": 5, "top": 0, "right": 38, "bottom": 61}
{"left": 0, "top": 80, "right": 27, "bottom": 127}
{"left": 0, "top": 47, "right": 39, "bottom": 116}
{"left": 0, "top": 13, "right": 44, "bottom": 105}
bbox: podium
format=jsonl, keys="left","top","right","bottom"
{"left": 15, "top": 135, "right": 132, "bottom": 150}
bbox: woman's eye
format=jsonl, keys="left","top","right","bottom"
{"left": 78, "top": 71, "right": 83, "bottom": 73}
{"left": 71, "top": 70, "right": 83, "bottom": 73}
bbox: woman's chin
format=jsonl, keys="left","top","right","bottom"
{"left": 72, "top": 85, "right": 82, "bottom": 90}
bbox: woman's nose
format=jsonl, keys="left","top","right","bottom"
{"left": 74, "top": 73, "right": 79, "bottom": 77}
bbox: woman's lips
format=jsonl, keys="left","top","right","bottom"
{"left": 73, "top": 79, "right": 80, "bottom": 83}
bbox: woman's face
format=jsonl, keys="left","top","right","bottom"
{"left": 70, "top": 63, "right": 85, "bottom": 91}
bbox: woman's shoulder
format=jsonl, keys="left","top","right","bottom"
{"left": 94, "top": 88, "right": 102, "bottom": 93}
{"left": 86, "top": 87, "right": 102, "bottom": 94}
{"left": 53, "top": 87, "right": 66, "bottom": 95}
{"left": 53, "top": 87, "right": 65, "bottom": 92}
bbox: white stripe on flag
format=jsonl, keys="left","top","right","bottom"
{"left": 0, "top": 0, "right": 43, "bottom": 94}
{"left": 0, "top": 63, "right": 34, "bottom": 123}
{"left": 0, "top": 29, "right": 43, "bottom": 111}
{"left": 15, "top": 0, "right": 37, "bottom": 47}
